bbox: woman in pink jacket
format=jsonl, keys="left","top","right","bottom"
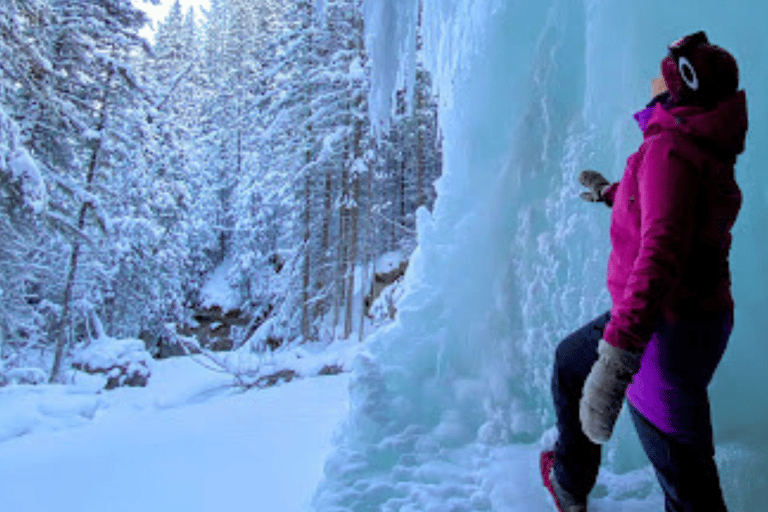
{"left": 541, "top": 32, "right": 748, "bottom": 512}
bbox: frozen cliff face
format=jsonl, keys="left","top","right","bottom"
{"left": 314, "top": 1, "right": 768, "bottom": 510}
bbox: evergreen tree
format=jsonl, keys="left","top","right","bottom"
{"left": 0, "top": 106, "right": 49, "bottom": 369}
{"left": 0, "top": 0, "right": 444, "bottom": 374}
{"left": 134, "top": 1, "right": 217, "bottom": 326}
{"left": 0, "top": 1, "right": 52, "bottom": 367}
{"left": 14, "top": 0, "right": 153, "bottom": 381}
{"left": 251, "top": 0, "right": 375, "bottom": 343}
{"left": 235, "top": 0, "right": 317, "bottom": 343}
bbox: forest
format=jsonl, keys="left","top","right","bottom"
{"left": 0, "top": 0, "right": 442, "bottom": 383}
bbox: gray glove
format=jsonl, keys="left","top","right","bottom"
{"left": 578, "top": 170, "right": 611, "bottom": 204}
{"left": 579, "top": 339, "right": 643, "bottom": 444}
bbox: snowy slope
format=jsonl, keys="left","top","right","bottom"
{"left": 0, "top": 364, "right": 350, "bottom": 512}
{"left": 0, "top": 350, "right": 759, "bottom": 512}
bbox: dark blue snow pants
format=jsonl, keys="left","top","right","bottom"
{"left": 551, "top": 310, "right": 729, "bottom": 512}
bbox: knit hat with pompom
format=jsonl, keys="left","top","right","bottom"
{"left": 661, "top": 34, "right": 739, "bottom": 107}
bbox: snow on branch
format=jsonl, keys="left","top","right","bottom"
{"left": 43, "top": 171, "right": 110, "bottom": 234}
{"left": 0, "top": 107, "right": 46, "bottom": 213}
{"left": 45, "top": 210, "right": 93, "bottom": 244}
{"left": 153, "top": 62, "right": 194, "bottom": 112}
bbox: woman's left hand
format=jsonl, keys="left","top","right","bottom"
{"left": 579, "top": 339, "right": 644, "bottom": 444}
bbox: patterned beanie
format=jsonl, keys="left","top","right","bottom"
{"left": 661, "top": 32, "right": 739, "bottom": 107}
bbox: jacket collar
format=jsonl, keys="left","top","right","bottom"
{"left": 634, "top": 90, "right": 747, "bottom": 159}
{"left": 634, "top": 92, "right": 675, "bottom": 132}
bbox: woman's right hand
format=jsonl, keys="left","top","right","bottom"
{"left": 578, "top": 170, "right": 610, "bottom": 203}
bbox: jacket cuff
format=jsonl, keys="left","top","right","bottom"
{"left": 601, "top": 182, "right": 619, "bottom": 207}
{"left": 603, "top": 321, "right": 647, "bottom": 351}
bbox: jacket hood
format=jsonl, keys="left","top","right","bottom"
{"left": 637, "top": 90, "right": 748, "bottom": 160}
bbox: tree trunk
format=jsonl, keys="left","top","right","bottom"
{"left": 345, "top": 53, "right": 365, "bottom": 338}
{"left": 50, "top": 68, "right": 113, "bottom": 383}
{"left": 302, "top": 162, "right": 311, "bottom": 341}
{"left": 300, "top": 0, "right": 314, "bottom": 343}
{"left": 316, "top": 167, "right": 333, "bottom": 321}
{"left": 416, "top": 81, "right": 426, "bottom": 208}
{"left": 358, "top": 163, "right": 371, "bottom": 342}
{"left": 50, "top": 237, "right": 83, "bottom": 383}
{"left": 344, "top": 172, "right": 359, "bottom": 339}
{"left": 337, "top": 169, "right": 349, "bottom": 337}
{"left": 332, "top": 203, "right": 343, "bottom": 336}
{"left": 359, "top": 154, "right": 373, "bottom": 342}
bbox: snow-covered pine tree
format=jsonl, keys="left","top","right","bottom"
{"left": 388, "top": 66, "right": 442, "bottom": 242}
{"left": 411, "top": 0, "right": 442, "bottom": 217}
{"left": 152, "top": 2, "right": 219, "bottom": 314}
{"left": 321, "top": 0, "right": 372, "bottom": 340}
{"left": 242, "top": 0, "right": 319, "bottom": 344}
{"left": 0, "top": 0, "right": 54, "bottom": 368}
{"left": 0, "top": 108, "right": 48, "bottom": 369}
{"left": 0, "top": 0, "right": 54, "bottom": 117}
{"left": 380, "top": 89, "right": 410, "bottom": 253}
{"left": 255, "top": 0, "right": 373, "bottom": 343}
{"left": 226, "top": 0, "right": 290, "bottom": 345}
{"left": 196, "top": 0, "right": 271, "bottom": 268}
{"left": 303, "top": 0, "right": 354, "bottom": 340}
{"left": 102, "top": 0, "right": 207, "bottom": 342}
{"left": 16, "top": 0, "right": 153, "bottom": 382}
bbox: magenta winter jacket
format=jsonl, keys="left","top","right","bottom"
{"left": 601, "top": 90, "right": 748, "bottom": 351}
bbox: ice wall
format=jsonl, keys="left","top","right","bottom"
{"left": 314, "top": 1, "right": 768, "bottom": 510}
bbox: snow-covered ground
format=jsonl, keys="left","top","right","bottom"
{"left": 2, "top": 344, "right": 759, "bottom": 512}
{"left": 0, "top": 360, "right": 660, "bottom": 512}
{"left": 0, "top": 353, "right": 351, "bottom": 511}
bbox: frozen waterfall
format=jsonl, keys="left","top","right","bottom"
{"left": 313, "top": 0, "right": 768, "bottom": 510}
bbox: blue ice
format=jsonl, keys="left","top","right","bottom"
{"left": 314, "top": 0, "right": 768, "bottom": 510}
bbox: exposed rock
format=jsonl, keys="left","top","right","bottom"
{"left": 255, "top": 369, "right": 297, "bottom": 388}
{"left": 318, "top": 364, "right": 344, "bottom": 376}
{"left": 168, "top": 305, "right": 254, "bottom": 357}
{"left": 365, "top": 260, "right": 408, "bottom": 319}
{"left": 265, "top": 335, "right": 283, "bottom": 352}
{"left": 106, "top": 367, "right": 148, "bottom": 390}
{"left": 224, "top": 308, "right": 250, "bottom": 326}
{"left": 243, "top": 303, "right": 275, "bottom": 343}
{"left": 209, "top": 322, "right": 231, "bottom": 341}
{"left": 141, "top": 327, "right": 200, "bottom": 359}
{"left": 208, "top": 337, "right": 234, "bottom": 352}
{"left": 145, "top": 303, "right": 279, "bottom": 360}
{"left": 192, "top": 305, "right": 223, "bottom": 325}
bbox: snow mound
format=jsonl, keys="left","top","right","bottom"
{"left": 0, "top": 386, "right": 102, "bottom": 443}
{"left": 73, "top": 337, "right": 152, "bottom": 390}
{"left": 0, "top": 367, "right": 47, "bottom": 386}
{"left": 0, "top": 334, "right": 363, "bottom": 446}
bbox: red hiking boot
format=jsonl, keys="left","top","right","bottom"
{"left": 540, "top": 450, "right": 587, "bottom": 512}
